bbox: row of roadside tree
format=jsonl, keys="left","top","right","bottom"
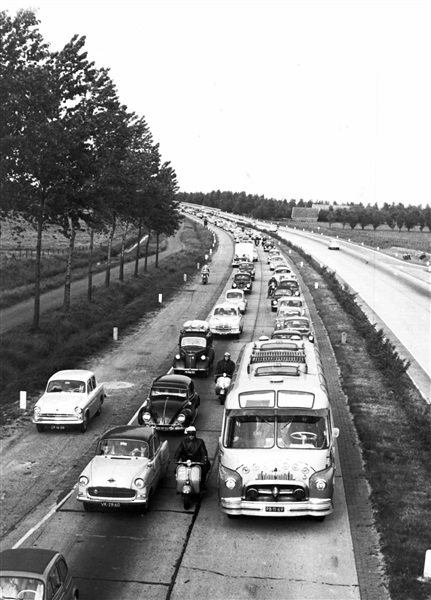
{"left": 0, "top": 9, "right": 181, "bottom": 329}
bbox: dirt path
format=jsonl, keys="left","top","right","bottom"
{"left": 0, "top": 226, "right": 185, "bottom": 334}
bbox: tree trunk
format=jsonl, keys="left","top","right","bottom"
{"left": 63, "top": 218, "right": 76, "bottom": 311}
{"left": 119, "top": 221, "right": 129, "bottom": 281}
{"left": 144, "top": 230, "right": 151, "bottom": 272}
{"left": 87, "top": 225, "right": 94, "bottom": 302}
{"left": 33, "top": 197, "right": 45, "bottom": 331}
{"left": 105, "top": 214, "right": 116, "bottom": 287}
{"left": 134, "top": 220, "right": 142, "bottom": 277}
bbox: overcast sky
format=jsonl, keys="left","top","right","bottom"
{"left": 3, "top": 0, "right": 431, "bottom": 207}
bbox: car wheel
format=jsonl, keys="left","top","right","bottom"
{"left": 96, "top": 399, "right": 103, "bottom": 416}
{"left": 227, "top": 513, "right": 239, "bottom": 519}
{"left": 83, "top": 502, "right": 95, "bottom": 512}
{"left": 80, "top": 413, "right": 89, "bottom": 433}
{"left": 36, "top": 424, "right": 45, "bottom": 432}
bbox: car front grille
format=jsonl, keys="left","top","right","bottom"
{"left": 39, "top": 413, "right": 77, "bottom": 420}
{"left": 245, "top": 479, "right": 308, "bottom": 502}
{"left": 88, "top": 487, "right": 136, "bottom": 499}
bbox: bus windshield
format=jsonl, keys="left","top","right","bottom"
{"left": 224, "top": 413, "right": 328, "bottom": 449}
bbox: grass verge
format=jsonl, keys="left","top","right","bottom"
{"left": 276, "top": 234, "right": 431, "bottom": 600}
{"left": 0, "top": 220, "right": 215, "bottom": 417}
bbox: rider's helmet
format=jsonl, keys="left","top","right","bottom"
{"left": 184, "top": 426, "right": 196, "bottom": 436}
{"left": 224, "top": 352, "right": 230, "bottom": 358}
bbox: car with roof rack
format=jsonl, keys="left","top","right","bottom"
{"left": 173, "top": 320, "right": 214, "bottom": 377}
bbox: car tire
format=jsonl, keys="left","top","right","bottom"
{"left": 96, "top": 398, "right": 103, "bottom": 416}
{"left": 36, "top": 424, "right": 45, "bottom": 433}
{"left": 80, "top": 413, "right": 89, "bottom": 433}
{"left": 83, "top": 502, "right": 95, "bottom": 512}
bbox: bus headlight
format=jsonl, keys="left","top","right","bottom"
{"left": 225, "top": 478, "right": 237, "bottom": 490}
{"left": 314, "top": 479, "right": 327, "bottom": 491}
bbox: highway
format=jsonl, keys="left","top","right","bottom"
{"left": 0, "top": 226, "right": 386, "bottom": 599}
{"left": 277, "top": 226, "right": 431, "bottom": 403}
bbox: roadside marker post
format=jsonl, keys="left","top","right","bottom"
{"left": 183, "top": 274, "right": 187, "bottom": 282}
{"left": 341, "top": 332, "right": 347, "bottom": 344}
{"left": 20, "top": 391, "right": 27, "bottom": 410}
{"left": 113, "top": 327, "right": 118, "bottom": 341}
{"left": 158, "top": 294, "right": 163, "bottom": 304}
{"left": 423, "top": 550, "right": 431, "bottom": 579}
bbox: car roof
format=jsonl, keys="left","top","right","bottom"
{"left": 153, "top": 374, "right": 191, "bottom": 386}
{"left": 0, "top": 548, "right": 58, "bottom": 574}
{"left": 49, "top": 369, "right": 94, "bottom": 380}
{"left": 100, "top": 425, "right": 154, "bottom": 442}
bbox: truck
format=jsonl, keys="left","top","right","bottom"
{"left": 232, "top": 242, "right": 255, "bottom": 267}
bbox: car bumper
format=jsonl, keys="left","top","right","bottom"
{"left": 220, "top": 497, "right": 333, "bottom": 517}
{"left": 210, "top": 328, "right": 241, "bottom": 335}
{"left": 32, "top": 415, "right": 84, "bottom": 426}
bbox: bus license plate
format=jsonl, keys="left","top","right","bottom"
{"left": 266, "top": 506, "right": 284, "bottom": 513}
{"left": 101, "top": 502, "right": 121, "bottom": 508}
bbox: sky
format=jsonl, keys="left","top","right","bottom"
{"left": 2, "top": 0, "right": 431, "bottom": 207}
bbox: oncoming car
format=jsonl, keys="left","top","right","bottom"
{"left": 137, "top": 374, "right": 200, "bottom": 431}
{"left": 328, "top": 239, "right": 340, "bottom": 250}
{"left": 208, "top": 303, "right": 244, "bottom": 338}
{"left": 0, "top": 548, "right": 78, "bottom": 600}
{"left": 225, "top": 289, "right": 247, "bottom": 314}
{"left": 32, "top": 370, "right": 105, "bottom": 433}
{"left": 77, "top": 425, "right": 169, "bottom": 513}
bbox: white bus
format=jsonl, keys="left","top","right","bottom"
{"left": 218, "top": 337, "right": 339, "bottom": 519}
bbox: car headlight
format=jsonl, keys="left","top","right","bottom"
{"left": 34, "top": 406, "right": 41, "bottom": 419}
{"left": 314, "top": 479, "right": 327, "bottom": 491}
{"left": 225, "top": 478, "right": 237, "bottom": 490}
{"left": 79, "top": 476, "right": 89, "bottom": 486}
{"left": 200, "top": 354, "right": 206, "bottom": 361}
{"left": 232, "top": 283, "right": 237, "bottom": 288}
{"left": 134, "top": 478, "right": 145, "bottom": 489}
{"left": 175, "top": 353, "right": 180, "bottom": 360}
{"left": 74, "top": 407, "right": 83, "bottom": 417}
{"left": 246, "top": 283, "right": 250, "bottom": 288}
{"left": 142, "top": 412, "right": 152, "bottom": 422}
{"left": 177, "top": 413, "right": 186, "bottom": 423}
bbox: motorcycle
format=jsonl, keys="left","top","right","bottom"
{"left": 215, "top": 373, "right": 231, "bottom": 405}
{"left": 201, "top": 272, "right": 209, "bottom": 285}
{"left": 176, "top": 460, "right": 204, "bottom": 509}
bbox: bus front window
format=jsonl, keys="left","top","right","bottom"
{"left": 226, "top": 415, "right": 275, "bottom": 448}
{"left": 277, "top": 415, "right": 327, "bottom": 449}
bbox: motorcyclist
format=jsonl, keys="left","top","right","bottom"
{"left": 214, "top": 352, "right": 236, "bottom": 381}
{"left": 201, "top": 264, "right": 210, "bottom": 280}
{"left": 174, "top": 426, "right": 210, "bottom": 486}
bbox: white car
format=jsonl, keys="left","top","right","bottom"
{"left": 77, "top": 425, "right": 170, "bottom": 512}
{"left": 225, "top": 289, "right": 247, "bottom": 314}
{"left": 269, "top": 255, "right": 287, "bottom": 270}
{"left": 32, "top": 369, "right": 105, "bottom": 433}
{"left": 208, "top": 303, "right": 244, "bottom": 338}
{"left": 328, "top": 239, "right": 340, "bottom": 250}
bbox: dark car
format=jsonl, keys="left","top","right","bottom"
{"left": 173, "top": 320, "right": 214, "bottom": 377}
{"left": 232, "top": 272, "right": 253, "bottom": 293}
{"left": 138, "top": 374, "right": 200, "bottom": 431}
{"left": 237, "top": 261, "right": 256, "bottom": 280}
{"left": 270, "top": 286, "right": 301, "bottom": 311}
{"left": 0, "top": 548, "right": 78, "bottom": 600}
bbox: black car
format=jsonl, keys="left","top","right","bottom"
{"left": 137, "top": 374, "right": 200, "bottom": 431}
{"left": 173, "top": 320, "right": 214, "bottom": 377}
{"left": 232, "top": 272, "right": 253, "bottom": 293}
{"left": 270, "top": 287, "right": 301, "bottom": 311}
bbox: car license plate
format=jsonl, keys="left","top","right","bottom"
{"left": 265, "top": 506, "right": 284, "bottom": 512}
{"left": 100, "top": 502, "right": 121, "bottom": 508}
{"left": 185, "top": 370, "right": 194, "bottom": 375}
{"left": 51, "top": 425, "right": 65, "bottom": 430}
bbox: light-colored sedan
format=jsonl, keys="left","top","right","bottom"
{"left": 225, "top": 289, "right": 247, "bottom": 314}
{"left": 208, "top": 303, "right": 244, "bottom": 338}
{"left": 32, "top": 369, "right": 105, "bottom": 433}
{"left": 77, "top": 425, "right": 170, "bottom": 513}
{"left": 269, "top": 255, "right": 287, "bottom": 270}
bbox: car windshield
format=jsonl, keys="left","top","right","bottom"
{"left": 224, "top": 414, "right": 328, "bottom": 449}
{"left": 226, "top": 292, "right": 242, "bottom": 300}
{"left": 235, "top": 274, "right": 250, "bottom": 281}
{"left": 151, "top": 387, "right": 187, "bottom": 397}
{"left": 180, "top": 336, "right": 206, "bottom": 348}
{"left": 47, "top": 379, "right": 85, "bottom": 393}
{"left": 0, "top": 576, "right": 44, "bottom": 599}
{"left": 214, "top": 307, "right": 237, "bottom": 316}
{"left": 99, "top": 439, "right": 149, "bottom": 457}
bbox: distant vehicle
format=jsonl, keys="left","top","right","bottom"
{"left": 173, "top": 320, "right": 214, "bottom": 377}
{"left": 232, "top": 272, "right": 253, "bottom": 293}
{"left": 208, "top": 303, "right": 244, "bottom": 338}
{"left": 0, "top": 547, "right": 79, "bottom": 599}
{"left": 138, "top": 374, "right": 200, "bottom": 431}
{"left": 328, "top": 239, "right": 340, "bottom": 250}
{"left": 273, "top": 265, "right": 292, "bottom": 276}
{"left": 234, "top": 242, "right": 255, "bottom": 263}
{"left": 32, "top": 369, "right": 105, "bottom": 433}
{"left": 269, "top": 255, "right": 287, "bottom": 271}
{"left": 225, "top": 289, "right": 247, "bottom": 314}
{"left": 237, "top": 261, "right": 256, "bottom": 280}
{"left": 77, "top": 425, "right": 170, "bottom": 513}
{"left": 271, "top": 287, "right": 300, "bottom": 311}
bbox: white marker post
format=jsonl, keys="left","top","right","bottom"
{"left": 184, "top": 274, "right": 187, "bottom": 282}
{"left": 113, "top": 327, "right": 118, "bottom": 341}
{"left": 158, "top": 294, "right": 163, "bottom": 304}
{"left": 20, "top": 391, "right": 27, "bottom": 410}
{"left": 423, "top": 550, "right": 431, "bottom": 579}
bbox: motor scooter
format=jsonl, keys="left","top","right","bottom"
{"left": 201, "top": 272, "right": 209, "bottom": 284}
{"left": 215, "top": 373, "right": 231, "bottom": 405}
{"left": 176, "top": 460, "right": 203, "bottom": 509}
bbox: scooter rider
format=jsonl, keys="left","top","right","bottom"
{"left": 201, "top": 264, "right": 210, "bottom": 279}
{"left": 174, "top": 426, "right": 210, "bottom": 486}
{"left": 214, "top": 352, "right": 236, "bottom": 381}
